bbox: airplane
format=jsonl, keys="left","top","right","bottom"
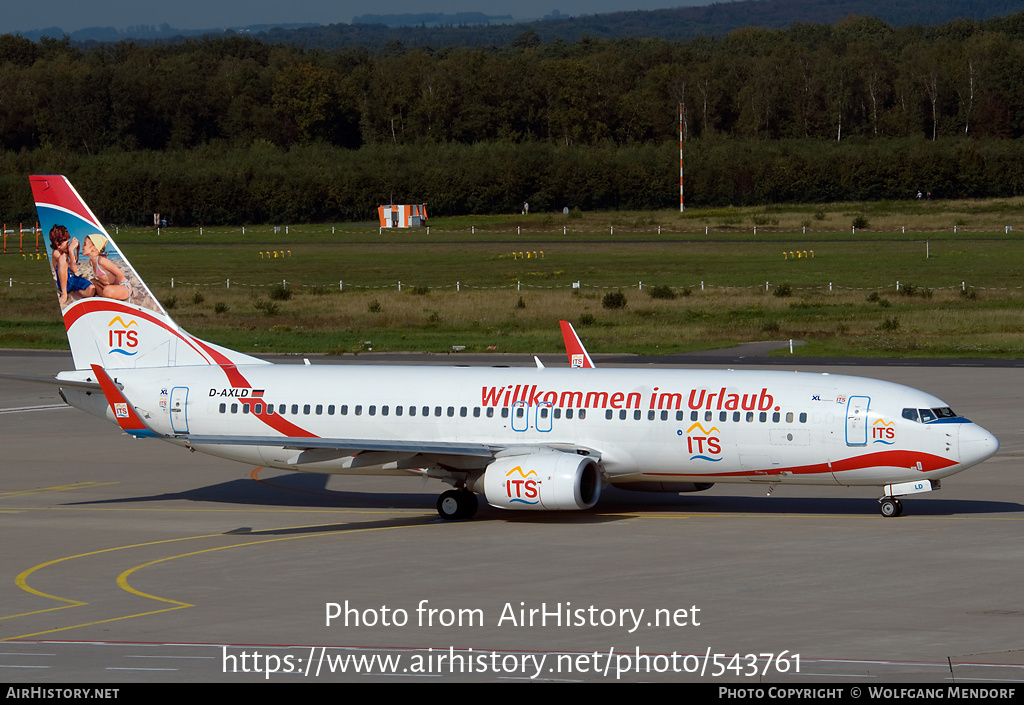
{"left": 16, "top": 175, "right": 999, "bottom": 521}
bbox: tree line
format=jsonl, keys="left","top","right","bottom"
{"left": 4, "top": 138, "right": 1022, "bottom": 225}
{"left": 4, "top": 13, "right": 1024, "bottom": 223}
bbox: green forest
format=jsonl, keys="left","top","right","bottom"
{"left": 4, "top": 11, "right": 1024, "bottom": 224}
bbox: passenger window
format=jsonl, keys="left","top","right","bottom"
{"left": 579, "top": 409, "right": 586, "bottom": 419}
{"left": 799, "top": 412, "right": 807, "bottom": 423}
{"left": 690, "top": 411, "right": 698, "bottom": 421}
{"left": 231, "top": 403, "right": 238, "bottom": 413}
{"left": 772, "top": 412, "right": 780, "bottom": 423}
{"left": 315, "top": 404, "right": 323, "bottom": 415}
{"left": 786, "top": 412, "right": 793, "bottom": 423}
{"left": 408, "top": 406, "right": 415, "bottom": 416}
{"left": 460, "top": 407, "right": 467, "bottom": 417}
{"left": 328, "top": 405, "right": 335, "bottom": 415}
{"left": 676, "top": 411, "right": 684, "bottom": 421}
{"left": 395, "top": 406, "right": 403, "bottom": 416}
{"left": 487, "top": 408, "right": 494, "bottom": 418}
{"left": 242, "top": 403, "right": 250, "bottom": 414}
{"left": 746, "top": 411, "right": 754, "bottom": 422}
{"left": 355, "top": 405, "right": 362, "bottom": 416}
{"left": 566, "top": 409, "right": 574, "bottom": 419}
{"left": 619, "top": 410, "right": 627, "bottom": 420}
{"left": 501, "top": 408, "right": 509, "bottom": 418}
{"left": 341, "top": 405, "right": 348, "bottom": 415}
{"left": 733, "top": 412, "right": 740, "bottom": 422}
{"left": 219, "top": 403, "right": 226, "bottom": 413}
{"left": 291, "top": 404, "right": 298, "bottom": 415}
{"left": 704, "top": 411, "right": 713, "bottom": 422}
{"left": 606, "top": 410, "right": 613, "bottom": 420}
{"left": 759, "top": 412, "right": 767, "bottom": 422}
{"left": 473, "top": 408, "right": 480, "bottom": 417}
{"left": 664, "top": 411, "right": 671, "bottom": 421}
{"left": 648, "top": 410, "right": 656, "bottom": 421}
{"left": 634, "top": 410, "right": 642, "bottom": 420}
{"left": 254, "top": 403, "right": 263, "bottom": 414}
{"left": 369, "top": 405, "right": 376, "bottom": 416}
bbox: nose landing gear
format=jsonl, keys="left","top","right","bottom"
{"left": 879, "top": 497, "right": 903, "bottom": 517}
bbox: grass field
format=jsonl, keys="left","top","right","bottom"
{"left": 3, "top": 200, "right": 1024, "bottom": 357}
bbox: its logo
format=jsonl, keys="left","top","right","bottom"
{"left": 113, "top": 402, "right": 130, "bottom": 418}
{"left": 571, "top": 354, "right": 585, "bottom": 368}
{"left": 837, "top": 395, "right": 847, "bottom": 404}
{"left": 504, "top": 465, "right": 540, "bottom": 505}
{"left": 680, "top": 422, "right": 722, "bottom": 462}
{"left": 872, "top": 419, "right": 896, "bottom": 444}
{"left": 107, "top": 316, "right": 139, "bottom": 356}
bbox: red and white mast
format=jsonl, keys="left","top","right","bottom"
{"left": 679, "top": 102, "right": 685, "bottom": 213}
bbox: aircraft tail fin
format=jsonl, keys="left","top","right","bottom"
{"left": 559, "top": 320, "right": 595, "bottom": 368}
{"left": 30, "top": 175, "right": 266, "bottom": 371}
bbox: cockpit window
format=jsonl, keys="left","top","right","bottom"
{"left": 905, "top": 407, "right": 959, "bottom": 423}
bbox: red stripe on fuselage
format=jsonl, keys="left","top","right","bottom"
{"left": 647, "top": 450, "right": 956, "bottom": 479}
{"left": 251, "top": 406, "right": 320, "bottom": 438}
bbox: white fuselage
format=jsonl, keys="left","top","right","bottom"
{"left": 63, "top": 364, "right": 997, "bottom": 489}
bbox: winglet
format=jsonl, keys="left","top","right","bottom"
{"left": 90, "top": 364, "right": 160, "bottom": 438}
{"left": 559, "top": 320, "right": 595, "bottom": 368}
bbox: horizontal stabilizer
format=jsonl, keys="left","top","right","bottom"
{"left": 0, "top": 373, "right": 102, "bottom": 390}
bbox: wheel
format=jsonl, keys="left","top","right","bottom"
{"left": 437, "top": 490, "right": 478, "bottom": 521}
{"left": 464, "top": 491, "right": 479, "bottom": 518}
{"left": 879, "top": 498, "right": 899, "bottom": 518}
{"left": 893, "top": 499, "right": 903, "bottom": 517}
{"left": 437, "top": 490, "right": 462, "bottom": 520}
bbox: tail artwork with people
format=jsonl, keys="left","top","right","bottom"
{"left": 30, "top": 175, "right": 264, "bottom": 372}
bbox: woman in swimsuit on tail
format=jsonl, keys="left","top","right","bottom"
{"left": 83, "top": 232, "right": 131, "bottom": 302}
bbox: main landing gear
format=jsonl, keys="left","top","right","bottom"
{"left": 878, "top": 497, "right": 903, "bottom": 518}
{"left": 437, "top": 489, "right": 479, "bottom": 521}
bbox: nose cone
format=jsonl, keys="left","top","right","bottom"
{"left": 959, "top": 423, "right": 999, "bottom": 467}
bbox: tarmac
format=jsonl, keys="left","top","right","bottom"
{"left": 1, "top": 349, "right": 1022, "bottom": 683}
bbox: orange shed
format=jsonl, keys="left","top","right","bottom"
{"left": 378, "top": 204, "right": 428, "bottom": 228}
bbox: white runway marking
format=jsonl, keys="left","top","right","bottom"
{"left": 0, "top": 404, "right": 69, "bottom": 414}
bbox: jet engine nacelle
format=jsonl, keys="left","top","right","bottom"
{"left": 478, "top": 452, "right": 602, "bottom": 511}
